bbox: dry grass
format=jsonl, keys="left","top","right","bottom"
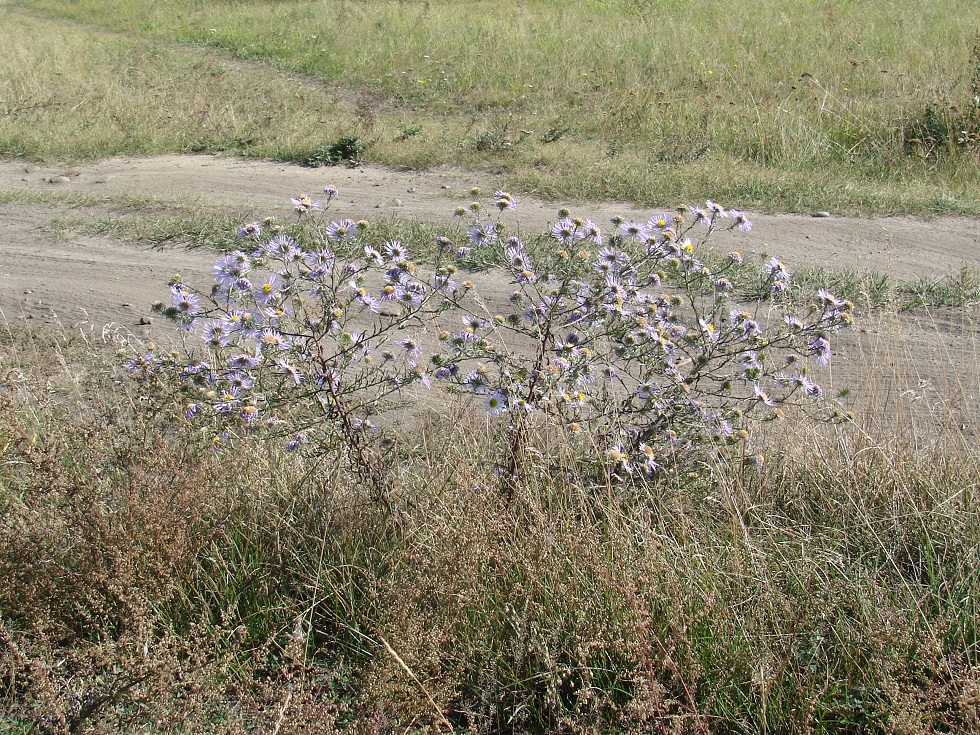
{"left": 1, "top": 316, "right": 978, "bottom": 733}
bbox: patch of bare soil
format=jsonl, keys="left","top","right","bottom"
{"left": 0, "top": 155, "right": 977, "bottom": 431}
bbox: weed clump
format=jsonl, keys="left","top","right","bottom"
{"left": 303, "top": 135, "right": 366, "bottom": 167}
{"left": 904, "top": 34, "right": 980, "bottom": 158}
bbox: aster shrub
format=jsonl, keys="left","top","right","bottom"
{"left": 126, "top": 187, "right": 463, "bottom": 501}
{"left": 126, "top": 187, "right": 853, "bottom": 499}
{"left": 440, "top": 193, "right": 851, "bottom": 491}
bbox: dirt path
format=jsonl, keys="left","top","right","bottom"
{"left": 3, "top": 154, "right": 978, "bottom": 327}
{"left": 1, "top": 154, "right": 978, "bottom": 431}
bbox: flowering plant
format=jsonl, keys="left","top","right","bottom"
{"left": 126, "top": 187, "right": 852, "bottom": 500}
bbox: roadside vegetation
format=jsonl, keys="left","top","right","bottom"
{"left": 1, "top": 188, "right": 978, "bottom": 733}
{"left": 2, "top": 0, "right": 980, "bottom": 214}
{"left": 2, "top": 295, "right": 978, "bottom": 733}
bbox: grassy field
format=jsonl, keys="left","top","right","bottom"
{"left": 2, "top": 0, "right": 980, "bottom": 213}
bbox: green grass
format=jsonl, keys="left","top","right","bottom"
{"left": 2, "top": 0, "right": 980, "bottom": 213}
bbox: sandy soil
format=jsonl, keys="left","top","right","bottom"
{"left": 1, "top": 154, "right": 977, "bottom": 431}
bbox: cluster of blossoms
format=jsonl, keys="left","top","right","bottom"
{"left": 434, "top": 196, "right": 852, "bottom": 478}
{"left": 127, "top": 187, "right": 852, "bottom": 488}
{"left": 126, "top": 186, "right": 465, "bottom": 490}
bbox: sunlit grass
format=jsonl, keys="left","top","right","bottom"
{"left": 3, "top": 0, "right": 980, "bottom": 213}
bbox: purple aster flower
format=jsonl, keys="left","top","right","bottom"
{"left": 817, "top": 288, "right": 847, "bottom": 308}
{"left": 729, "top": 310, "right": 762, "bottom": 337}
{"left": 607, "top": 445, "right": 633, "bottom": 474}
{"left": 259, "top": 328, "right": 291, "bottom": 351}
{"left": 398, "top": 337, "right": 422, "bottom": 358}
{"left": 384, "top": 240, "right": 408, "bottom": 263}
{"left": 265, "top": 234, "right": 297, "bottom": 257}
{"left": 784, "top": 314, "right": 804, "bottom": 331}
{"left": 618, "top": 220, "right": 649, "bottom": 242}
{"left": 397, "top": 283, "right": 425, "bottom": 308}
{"left": 753, "top": 384, "right": 775, "bottom": 406}
{"left": 323, "top": 184, "right": 339, "bottom": 199}
{"left": 705, "top": 411, "right": 734, "bottom": 438}
{"left": 791, "top": 374, "right": 823, "bottom": 398}
{"left": 183, "top": 358, "right": 211, "bottom": 376}
{"left": 362, "top": 246, "right": 384, "bottom": 266}
{"left": 383, "top": 267, "right": 408, "bottom": 285}
{"left": 408, "top": 361, "right": 431, "bottom": 389}
{"left": 551, "top": 217, "right": 579, "bottom": 246}
{"left": 705, "top": 199, "right": 728, "bottom": 218}
{"left": 170, "top": 285, "right": 201, "bottom": 317}
{"left": 358, "top": 293, "right": 380, "bottom": 312}
{"left": 254, "top": 274, "right": 280, "bottom": 305}
{"left": 326, "top": 219, "right": 358, "bottom": 242}
{"left": 228, "top": 353, "right": 260, "bottom": 370}
{"left": 202, "top": 321, "right": 231, "bottom": 348}
{"left": 698, "top": 318, "right": 718, "bottom": 342}
{"left": 730, "top": 209, "right": 752, "bottom": 231}
{"left": 808, "top": 336, "right": 832, "bottom": 366}
{"left": 467, "top": 221, "right": 497, "bottom": 247}
{"left": 236, "top": 221, "right": 262, "bottom": 238}
{"left": 213, "top": 388, "right": 240, "bottom": 414}
{"left": 766, "top": 257, "right": 791, "bottom": 281}
{"left": 434, "top": 364, "right": 458, "bottom": 380}
{"left": 639, "top": 444, "right": 660, "bottom": 475}
{"left": 431, "top": 274, "right": 456, "bottom": 292}
{"left": 219, "top": 309, "right": 257, "bottom": 339}
{"left": 493, "top": 190, "right": 517, "bottom": 211}
{"left": 284, "top": 432, "right": 306, "bottom": 452}
{"left": 239, "top": 404, "right": 259, "bottom": 425}
{"left": 212, "top": 252, "right": 251, "bottom": 288}
{"left": 291, "top": 194, "right": 321, "bottom": 213}
{"left": 463, "top": 370, "right": 490, "bottom": 394}
{"left": 505, "top": 243, "right": 530, "bottom": 269}
{"left": 225, "top": 371, "right": 254, "bottom": 391}
{"left": 306, "top": 247, "right": 334, "bottom": 268}
{"left": 580, "top": 219, "right": 603, "bottom": 245}
{"left": 184, "top": 403, "right": 199, "bottom": 420}
{"left": 275, "top": 358, "right": 303, "bottom": 385}
{"left": 380, "top": 283, "right": 404, "bottom": 302}
{"left": 595, "top": 247, "right": 629, "bottom": 273}
{"left": 635, "top": 382, "right": 658, "bottom": 401}
{"left": 462, "top": 315, "right": 489, "bottom": 331}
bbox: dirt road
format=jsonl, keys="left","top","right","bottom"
{"left": 1, "top": 154, "right": 977, "bottom": 432}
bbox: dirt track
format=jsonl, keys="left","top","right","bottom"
{"left": 3, "top": 154, "right": 979, "bottom": 328}
{"left": 1, "top": 155, "right": 978, "bottom": 432}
